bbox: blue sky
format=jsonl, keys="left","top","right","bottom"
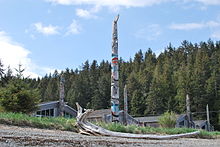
{"left": 0, "top": 0, "right": 220, "bottom": 78}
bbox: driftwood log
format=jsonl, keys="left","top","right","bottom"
{"left": 76, "top": 103, "right": 200, "bottom": 140}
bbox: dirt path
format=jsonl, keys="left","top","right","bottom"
{"left": 0, "top": 124, "right": 219, "bottom": 147}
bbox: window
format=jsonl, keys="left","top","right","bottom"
{"left": 36, "top": 111, "right": 41, "bottom": 115}
{"left": 50, "top": 109, "right": 54, "bottom": 116}
{"left": 46, "top": 109, "right": 50, "bottom": 116}
{"left": 42, "top": 110, "right": 45, "bottom": 116}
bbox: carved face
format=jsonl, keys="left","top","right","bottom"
{"left": 111, "top": 101, "right": 119, "bottom": 116}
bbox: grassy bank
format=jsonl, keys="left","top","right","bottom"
{"left": 1, "top": 112, "right": 220, "bottom": 139}
{"left": 96, "top": 122, "right": 220, "bottom": 139}
{"left": 0, "top": 112, "right": 77, "bottom": 132}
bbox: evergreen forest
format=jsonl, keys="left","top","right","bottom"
{"left": 0, "top": 40, "right": 220, "bottom": 130}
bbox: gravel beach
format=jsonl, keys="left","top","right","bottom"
{"left": 0, "top": 124, "right": 220, "bottom": 147}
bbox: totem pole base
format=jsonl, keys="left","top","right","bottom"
{"left": 105, "top": 110, "right": 139, "bottom": 126}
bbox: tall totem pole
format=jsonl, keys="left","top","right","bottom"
{"left": 111, "top": 15, "right": 120, "bottom": 122}
{"left": 59, "top": 74, "right": 65, "bottom": 117}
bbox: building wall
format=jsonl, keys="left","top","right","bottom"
{"left": 34, "top": 101, "right": 77, "bottom": 118}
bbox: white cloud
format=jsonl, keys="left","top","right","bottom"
{"left": 135, "top": 24, "right": 162, "bottom": 41}
{"left": 169, "top": 21, "right": 220, "bottom": 30}
{"left": 34, "top": 22, "right": 59, "bottom": 35}
{"left": 177, "top": 0, "right": 220, "bottom": 5}
{"left": 46, "top": 0, "right": 220, "bottom": 8}
{"left": 169, "top": 20, "right": 220, "bottom": 39}
{"left": 46, "top": 0, "right": 171, "bottom": 7}
{"left": 0, "top": 31, "right": 11, "bottom": 42}
{"left": 206, "top": 21, "right": 220, "bottom": 27}
{"left": 169, "top": 23, "right": 205, "bottom": 30}
{"left": 193, "top": 0, "right": 220, "bottom": 5}
{"left": 0, "top": 31, "right": 56, "bottom": 78}
{"left": 46, "top": 0, "right": 220, "bottom": 19}
{"left": 211, "top": 31, "right": 220, "bottom": 39}
{"left": 75, "top": 5, "right": 101, "bottom": 19}
{"left": 76, "top": 8, "right": 97, "bottom": 19}
{"left": 180, "top": 0, "right": 220, "bottom": 10}
{"left": 28, "top": 21, "right": 82, "bottom": 37}
{"left": 66, "top": 20, "right": 82, "bottom": 35}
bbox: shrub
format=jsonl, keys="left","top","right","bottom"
{"left": 159, "top": 111, "right": 177, "bottom": 128}
{"left": 0, "top": 79, "right": 40, "bottom": 113}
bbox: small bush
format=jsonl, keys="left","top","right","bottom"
{"left": 158, "top": 111, "right": 177, "bottom": 128}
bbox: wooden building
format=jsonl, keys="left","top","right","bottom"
{"left": 86, "top": 109, "right": 111, "bottom": 122}
{"left": 194, "top": 120, "right": 214, "bottom": 131}
{"left": 86, "top": 109, "right": 139, "bottom": 125}
{"left": 135, "top": 116, "right": 160, "bottom": 127}
{"left": 176, "top": 114, "right": 195, "bottom": 128}
{"left": 34, "top": 101, "right": 77, "bottom": 118}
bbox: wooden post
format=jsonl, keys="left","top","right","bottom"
{"left": 59, "top": 74, "right": 65, "bottom": 117}
{"left": 124, "top": 85, "right": 128, "bottom": 124}
{"left": 186, "top": 94, "right": 191, "bottom": 127}
{"left": 206, "top": 104, "right": 210, "bottom": 131}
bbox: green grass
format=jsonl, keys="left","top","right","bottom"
{"left": 96, "top": 122, "right": 220, "bottom": 138}
{"left": 0, "top": 112, "right": 77, "bottom": 132}
{"left": 1, "top": 112, "right": 219, "bottom": 139}
{"left": 96, "top": 122, "right": 197, "bottom": 134}
{"left": 198, "top": 130, "right": 220, "bottom": 139}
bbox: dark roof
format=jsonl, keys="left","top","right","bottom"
{"left": 136, "top": 114, "right": 181, "bottom": 123}
{"left": 39, "top": 101, "right": 59, "bottom": 106}
{"left": 64, "top": 105, "right": 77, "bottom": 113}
{"left": 87, "top": 109, "right": 111, "bottom": 118}
{"left": 176, "top": 114, "right": 188, "bottom": 122}
{"left": 194, "top": 120, "right": 207, "bottom": 126}
{"left": 38, "top": 101, "right": 59, "bottom": 110}
{"left": 135, "top": 116, "right": 160, "bottom": 123}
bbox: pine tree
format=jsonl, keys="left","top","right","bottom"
{"left": 0, "top": 65, "right": 40, "bottom": 113}
{"left": 127, "top": 72, "right": 145, "bottom": 115}
{"left": 44, "top": 71, "right": 59, "bottom": 101}
{"left": 0, "top": 60, "right": 4, "bottom": 87}
{"left": 191, "top": 44, "right": 210, "bottom": 113}
{"left": 0, "top": 59, "right": 4, "bottom": 79}
{"left": 37, "top": 74, "right": 49, "bottom": 101}
{"left": 131, "top": 89, "right": 144, "bottom": 116}
{"left": 146, "top": 64, "right": 166, "bottom": 115}
{"left": 133, "top": 49, "right": 144, "bottom": 72}
{"left": 91, "top": 74, "right": 110, "bottom": 109}
{"left": 174, "top": 65, "right": 188, "bottom": 113}
{"left": 3, "top": 66, "right": 13, "bottom": 85}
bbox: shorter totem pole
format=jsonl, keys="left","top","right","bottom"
{"left": 59, "top": 74, "right": 65, "bottom": 117}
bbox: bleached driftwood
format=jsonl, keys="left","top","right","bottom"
{"left": 76, "top": 103, "right": 200, "bottom": 140}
